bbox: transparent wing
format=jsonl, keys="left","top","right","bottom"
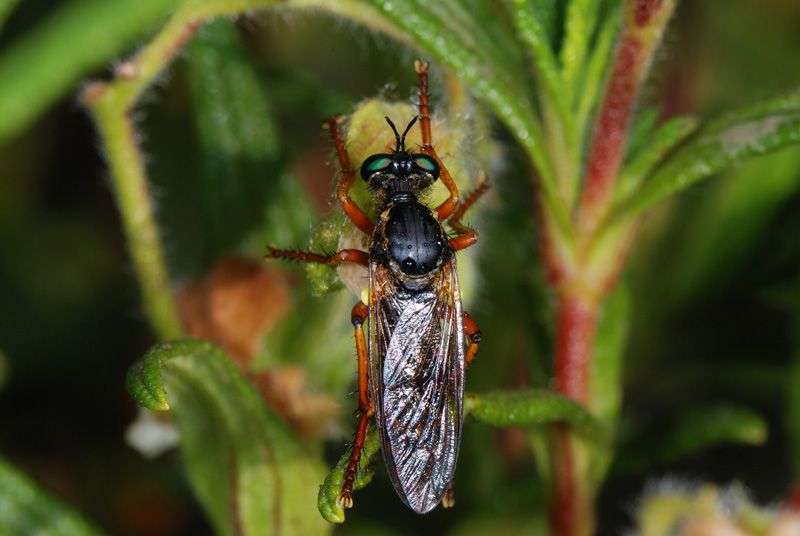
{"left": 368, "top": 257, "right": 466, "bottom": 513}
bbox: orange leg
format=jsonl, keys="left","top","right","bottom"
{"left": 443, "top": 483, "right": 455, "bottom": 508}
{"left": 267, "top": 246, "right": 368, "bottom": 267}
{"left": 448, "top": 177, "right": 489, "bottom": 252}
{"left": 328, "top": 118, "right": 375, "bottom": 237}
{"left": 338, "top": 300, "right": 374, "bottom": 508}
{"left": 463, "top": 311, "right": 482, "bottom": 367}
{"left": 414, "top": 60, "right": 460, "bottom": 221}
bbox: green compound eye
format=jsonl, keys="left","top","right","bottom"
{"left": 413, "top": 154, "right": 439, "bottom": 177}
{"left": 361, "top": 154, "right": 393, "bottom": 181}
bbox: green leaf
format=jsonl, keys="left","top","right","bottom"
{"left": 560, "top": 0, "right": 601, "bottom": 108}
{"left": 612, "top": 405, "right": 768, "bottom": 476}
{"left": 317, "top": 425, "right": 381, "bottom": 523}
{"left": 588, "top": 281, "right": 630, "bottom": 482}
{"left": 623, "top": 107, "right": 660, "bottom": 162}
{"left": 184, "top": 19, "right": 285, "bottom": 268}
{"left": 125, "top": 340, "right": 329, "bottom": 536}
{"left": 149, "top": 17, "right": 297, "bottom": 281}
{"left": 0, "top": 0, "right": 179, "bottom": 146}
{"left": 510, "top": 0, "right": 568, "bottom": 127}
{"left": 616, "top": 115, "right": 699, "bottom": 206}
{"left": 574, "top": 5, "right": 620, "bottom": 141}
{"left": 465, "top": 390, "right": 604, "bottom": 441}
{"left": 0, "top": 457, "right": 106, "bottom": 536}
{"left": 622, "top": 89, "right": 800, "bottom": 217}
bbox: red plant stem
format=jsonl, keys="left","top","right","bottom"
{"left": 547, "top": 291, "right": 599, "bottom": 536}
{"left": 544, "top": 4, "right": 677, "bottom": 534}
{"left": 577, "top": 0, "right": 677, "bottom": 239}
{"left": 550, "top": 425, "right": 591, "bottom": 536}
{"left": 554, "top": 291, "right": 598, "bottom": 404}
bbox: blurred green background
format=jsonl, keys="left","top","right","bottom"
{"left": 1, "top": 0, "right": 800, "bottom": 535}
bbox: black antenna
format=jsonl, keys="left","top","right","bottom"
{"left": 384, "top": 117, "right": 401, "bottom": 150}
{"left": 384, "top": 115, "right": 419, "bottom": 152}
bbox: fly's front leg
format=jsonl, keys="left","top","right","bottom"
{"left": 327, "top": 118, "right": 375, "bottom": 236}
{"left": 338, "top": 299, "right": 374, "bottom": 508}
{"left": 414, "top": 60, "right": 460, "bottom": 221}
{"left": 463, "top": 311, "right": 482, "bottom": 367}
{"left": 267, "top": 246, "right": 368, "bottom": 267}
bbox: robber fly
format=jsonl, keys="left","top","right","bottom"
{"left": 269, "top": 61, "right": 486, "bottom": 514}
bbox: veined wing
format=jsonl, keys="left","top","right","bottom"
{"left": 368, "top": 257, "right": 466, "bottom": 513}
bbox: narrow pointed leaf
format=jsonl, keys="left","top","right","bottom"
{"left": 574, "top": 6, "right": 620, "bottom": 138}
{"left": 560, "top": 0, "right": 601, "bottom": 107}
{"left": 0, "top": 457, "right": 106, "bottom": 536}
{"left": 466, "top": 390, "right": 604, "bottom": 441}
{"left": 615, "top": 115, "right": 699, "bottom": 206}
{"left": 125, "top": 340, "right": 329, "bottom": 536}
{"left": 623, "top": 89, "right": 800, "bottom": 217}
{"left": 511, "top": 0, "right": 570, "bottom": 126}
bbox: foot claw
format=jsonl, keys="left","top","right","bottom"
{"left": 336, "top": 492, "right": 354, "bottom": 509}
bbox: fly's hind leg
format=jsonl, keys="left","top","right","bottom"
{"left": 443, "top": 483, "right": 456, "bottom": 508}
{"left": 338, "top": 300, "right": 374, "bottom": 508}
{"left": 463, "top": 311, "right": 482, "bottom": 367}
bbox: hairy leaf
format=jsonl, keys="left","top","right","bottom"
{"left": 466, "top": 390, "right": 603, "bottom": 441}
{"left": 126, "top": 340, "right": 329, "bottom": 536}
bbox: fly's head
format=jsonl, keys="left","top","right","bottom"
{"left": 359, "top": 116, "right": 440, "bottom": 196}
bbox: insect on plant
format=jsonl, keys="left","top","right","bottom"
{"left": 268, "top": 61, "right": 487, "bottom": 514}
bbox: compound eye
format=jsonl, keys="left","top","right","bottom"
{"left": 360, "top": 154, "right": 393, "bottom": 181}
{"left": 413, "top": 154, "right": 439, "bottom": 178}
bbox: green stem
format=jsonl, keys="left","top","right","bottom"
{"left": 82, "top": 0, "right": 285, "bottom": 340}
{"left": 87, "top": 92, "right": 183, "bottom": 341}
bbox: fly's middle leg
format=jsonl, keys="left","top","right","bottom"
{"left": 267, "top": 246, "right": 368, "bottom": 267}
{"left": 338, "top": 299, "right": 374, "bottom": 508}
{"left": 463, "top": 311, "right": 482, "bottom": 367}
